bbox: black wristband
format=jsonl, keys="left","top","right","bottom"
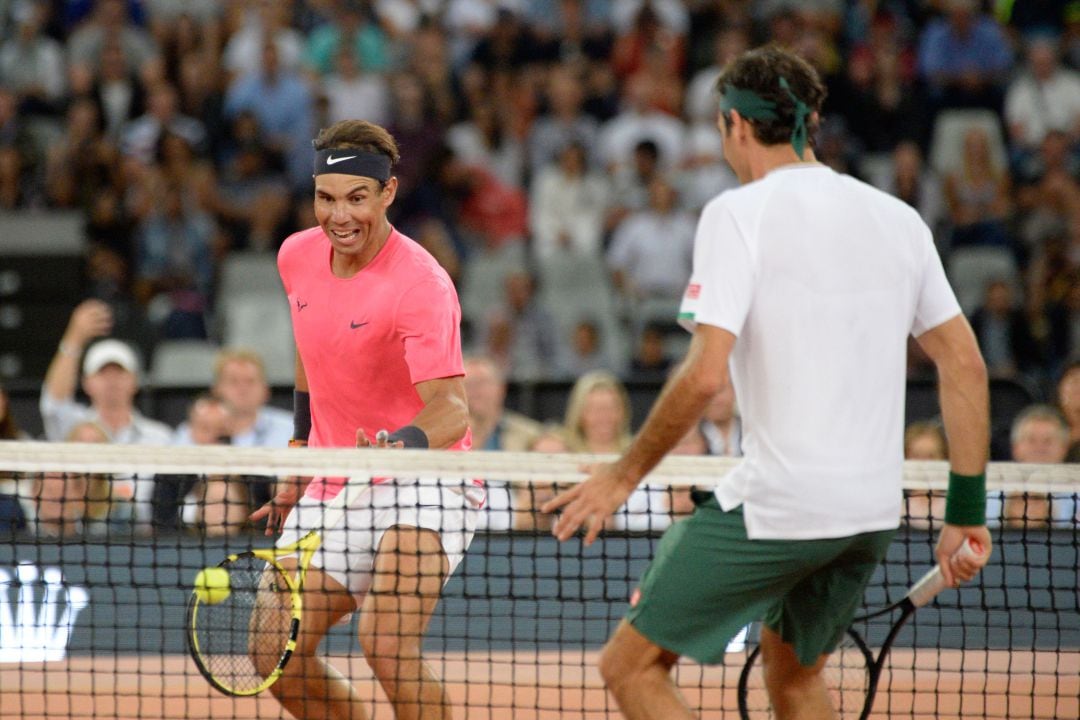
{"left": 387, "top": 425, "right": 429, "bottom": 448}
{"left": 293, "top": 390, "right": 311, "bottom": 441}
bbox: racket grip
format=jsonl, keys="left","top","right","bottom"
{"left": 906, "top": 538, "right": 984, "bottom": 608}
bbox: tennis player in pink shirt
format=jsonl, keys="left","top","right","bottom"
{"left": 250, "top": 119, "right": 478, "bottom": 720}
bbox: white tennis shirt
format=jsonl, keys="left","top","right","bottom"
{"left": 679, "top": 164, "right": 961, "bottom": 539}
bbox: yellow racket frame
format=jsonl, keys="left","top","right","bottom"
{"left": 187, "top": 529, "right": 324, "bottom": 696}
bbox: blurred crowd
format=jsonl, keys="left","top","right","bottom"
{"left": 1, "top": 0, "right": 1080, "bottom": 536}
{"left": 1, "top": 0, "right": 1080, "bottom": 386}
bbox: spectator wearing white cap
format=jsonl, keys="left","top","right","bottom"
{"left": 40, "top": 299, "right": 173, "bottom": 445}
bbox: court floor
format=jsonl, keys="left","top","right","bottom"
{"left": 3, "top": 649, "right": 1076, "bottom": 719}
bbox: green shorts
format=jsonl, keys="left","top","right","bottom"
{"left": 625, "top": 494, "right": 895, "bottom": 667}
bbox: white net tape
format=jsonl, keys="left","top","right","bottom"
{"left": 0, "top": 441, "right": 1077, "bottom": 492}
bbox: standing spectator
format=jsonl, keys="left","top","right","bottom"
{"left": 0, "top": 85, "right": 36, "bottom": 209}
{"left": 224, "top": 40, "right": 315, "bottom": 191}
{"left": 969, "top": 278, "right": 1043, "bottom": 380}
{"left": 463, "top": 354, "right": 541, "bottom": 452}
{"left": 917, "top": 0, "right": 1012, "bottom": 113}
{"left": 1005, "top": 35, "right": 1080, "bottom": 153}
{"left": 529, "top": 140, "right": 610, "bottom": 259}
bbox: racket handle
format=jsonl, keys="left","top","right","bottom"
{"left": 906, "top": 538, "right": 984, "bottom": 608}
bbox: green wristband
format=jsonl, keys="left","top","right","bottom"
{"left": 944, "top": 471, "right": 987, "bottom": 526}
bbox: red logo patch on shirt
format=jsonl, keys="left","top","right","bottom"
{"left": 686, "top": 283, "right": 701, "bottom": 299}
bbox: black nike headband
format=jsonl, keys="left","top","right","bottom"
{"left": 313, "top": 149, "right": 392, "bottom": 181}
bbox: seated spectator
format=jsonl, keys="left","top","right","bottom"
{"left": 133, "top": 180, "right": 218, "bottom": 339}
{"left": 153, "top": 392, "right": 231, "bottom": 532}
{"left": 527, "top": 65, "right": 602, "bottom": 177}
{"left": 120, "top": 81, "right": 207, "bottom": 166}
{"left": 902, "top": 420, "right": 948, "bottom": 530}
{"left": 30, "top": 420, "right": 114, "bottom": 537}
{"left": 478, "top": 271, "right": 561, "bottom": 382}
{"left": 563, "top": 370, "right": 632, "bottom": 455}
{"left": 1055, "top": 361, "right": 1080, "bottom": 461}
{"left": 627, "top": 321, "right": 672, "bottom": 383}
{"left": 1005, "top": 34, "right": 1080, "bottom": 154}
{"left": 0, "top": 84, "right": 37, "bottom": 209}
{"left": 917, "top": 0, "right": 1012, "bottom": 113}
{"left": 321, "top": 46, "right": 391, "bottom": 128}
{"left": 557, "top": 318, "right": 624, "bottom": 379}
{"left": 529, "top": 141, "right": 609, "bottom": 260}
{"left": 943, "top": 126, "right": 1013, "bottom": 250}
{"left": 463, "top": 354, "right": 542, "bottom": 452}
{"left": 40, "top": 301, "right": 173, "bottom": 529}
{"left": 211, "top": 135, "right": 291, "bottom": 252}
{"left": 0, "top": 0, "right": 67, "bottom": 116}
{"left": 969, "top": 278, "right": 1043, "bottom": 380}
{"left": 303, "top": 0, "right": 390, "bottom": 78}
{"left": 700, "top": 381, "right": 741, "bottom": 458}
{"left": 998, "top": 404, "right": 1070, "bottom": 527}
{"left": 869, "top": 141, "right": 946, "bottom": 238}
{"left": 0, "top": 381, "right": 31, "bottom": 531}
{"left": 607, "top": 176, "right": 695, "bottom": 309}
{"left": 513, "top": 426, "right": 570, "bottom": 532}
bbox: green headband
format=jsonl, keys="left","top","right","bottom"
{"left": 718, "top": 77, "right": 810, "bottom": 159}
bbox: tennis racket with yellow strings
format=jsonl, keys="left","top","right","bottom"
{"left": 186, "top": 477, "right": 368, "bottom": 696}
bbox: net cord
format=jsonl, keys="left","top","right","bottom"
{"left": 0, "top": 441, "right": 1076, "bottom": 492}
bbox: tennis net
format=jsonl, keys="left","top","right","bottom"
{"left": 0, "top": 442, "right": 1076, "bottom": 719}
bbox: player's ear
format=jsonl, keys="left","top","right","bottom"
{"left": 381, "top": 176, "right": 398, "bottom": 208}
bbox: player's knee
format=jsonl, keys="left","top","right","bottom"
{"left": 360, "top": 631, "right": 418, "bottom": 682}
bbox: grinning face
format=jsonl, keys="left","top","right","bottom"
{"left": 314, "top": 172, "right": 397, "bottom": 276}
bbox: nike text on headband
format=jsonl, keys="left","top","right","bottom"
{"left": 313, "top": 149, "right": 392, "bottom": 181}
{"left": 718, "top": 77, "right": 810, "bottom": 159}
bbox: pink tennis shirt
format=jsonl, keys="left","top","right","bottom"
{"left": 278, "top": 225, "right": 472, "bottom": 500}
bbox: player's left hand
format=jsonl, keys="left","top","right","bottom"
{"left": 356, "top": 428, "right": 404, "bottom": 449}
{"left": 541, "top": 461, "right": 639, "bottom": 545}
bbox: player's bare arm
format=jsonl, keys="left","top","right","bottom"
{"left": 544, "top": 325, "right": 736, "bottom": 544}
{"left": 915, "top": 313, "right": 993, "bottom": 586}
{"left": 251, "top": 348, "right": 314, "bottom": 533}
{"left": 355, "top": 375, "right": 469, "bottom": 449}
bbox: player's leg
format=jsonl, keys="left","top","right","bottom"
{"left": 598, "top": 619, "right": 692, "bottom": 720}
{"left": 358, "top": 524, "right": 451, "bottom": 720}
{"left": 262, "top": 560, "right": 368, "bottom": 720}
{"left": 759, "top": 627, "right": 834, "bottom": 720}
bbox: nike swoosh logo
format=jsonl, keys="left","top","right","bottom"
{"left": 327, "top": 155, "right": 357, "bottom": 165}
{"left": 350, "top": 321, "right": 368, "bottom": 329}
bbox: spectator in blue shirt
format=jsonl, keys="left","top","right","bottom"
{"left": 918, "top": 0, "right": 1013, "bottom": 112}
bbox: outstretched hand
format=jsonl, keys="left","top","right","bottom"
{"left": 541, "top": 462, "right": 639, "bottom": 545}
{"left": 356, "top": 428, "right": 405, "bottom": 449}
{"left": 250, "top": 477, "right": 303, "bottom": 535}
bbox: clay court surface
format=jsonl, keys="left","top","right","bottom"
{"left": 3, "top": 649, "right": 1076, "bottom": 719}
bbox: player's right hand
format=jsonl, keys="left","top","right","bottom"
{"left": 250, "top": 478, "right": 302, "bottom": 535}
{"left": 66, "top": 299, "right": 113, "bottom": 344}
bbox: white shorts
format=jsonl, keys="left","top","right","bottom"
{"left": 277, "top": 480, "right": 479, "bottom": 609}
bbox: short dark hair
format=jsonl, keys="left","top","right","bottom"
{"left": 313, "top": 120, "right": 400, "bottom": 166}
{"left": 715, "top": 45, "right": 827, "bottom": 149}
